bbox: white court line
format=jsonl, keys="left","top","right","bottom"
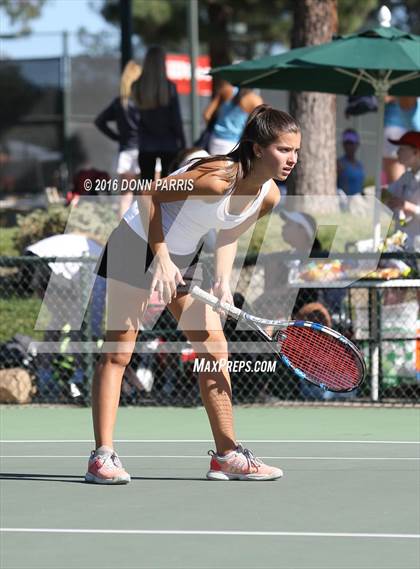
{"left": 1, "top": 455, "right": 419, "bottom": 460}
{"left": 1, "top": 528, "right": 419, "bottom": 539}
{"left": 1, "top": 439, "right": 419, "bottom": 444}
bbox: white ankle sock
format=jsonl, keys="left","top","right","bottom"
{"left": 217, "top": 449, "right": 236, "bottom": 461}
{"left": 96, "top": 445, "right": 113, "bottom": 456}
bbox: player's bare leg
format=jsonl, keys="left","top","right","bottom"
{"left": 86, "top": 281, "right": 149, "bottom": 484}
{"left": 168, "top": 293, "right": 237, "bottom": 456}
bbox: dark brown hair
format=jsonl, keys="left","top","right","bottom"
{"left": 296, "top": 302, "right": 332, "bottom": 328}
{"left": 132, "top": 46, "right": 170, "bottom": 110}
{"left": 187, "top": 104, "right": 300, "bottom": 187}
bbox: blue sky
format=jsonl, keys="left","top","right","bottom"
{"left": 0, "top": 0, "right": 118, "bottom": 59}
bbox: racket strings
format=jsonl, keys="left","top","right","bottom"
{"left": 280, "top": 327, "right": 362, "bottom": 391}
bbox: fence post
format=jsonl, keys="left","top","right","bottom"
{"left": 369, "top": 287, "right": 381, "bottom": 402}
{"left": 79, "top": 259, "right": 94, "bottom": 404}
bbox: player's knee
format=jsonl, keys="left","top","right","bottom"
{"left": 101, "top": 351, "right": 133, "bottom": 368}
{"left": 193, "top": 332, "right": 228, "bottom": 359}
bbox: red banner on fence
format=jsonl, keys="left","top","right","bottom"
{"left": 166, "top": 54, "right": 212, "bottom": 97}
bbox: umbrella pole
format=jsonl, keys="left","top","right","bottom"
{"left": 371, "top": 93, "right": 385, "bottom": 401}
{"left": 373, "top": 94, "right": 385, "bottom": 250}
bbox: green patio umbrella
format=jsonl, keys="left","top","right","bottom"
{"left": 212, "top": 27, "right": 420, "bottom": 95}
{"left": 293, "top": 27, "right": 420, "bottom": 220}
{"left": 211, "top": 45, "right": 324, "bottom": 91}
{"left": 212, "top": 26, "right": 420, "bottom": 243}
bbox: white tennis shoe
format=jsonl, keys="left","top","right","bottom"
{"left": 207, "top": 445, "right": 283, "bottom": 481}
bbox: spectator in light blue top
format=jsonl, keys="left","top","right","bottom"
{"left": 204, "top": 81, "right": 263, "bottom": 155}
{"left": 384, "top": 97, "right": 420, "bottom": 131}
{"left": 212, "top": 90, "right": 248, "bottom": 140}
{"left": 337, "top": 129, "right": 365, "bottom": 196}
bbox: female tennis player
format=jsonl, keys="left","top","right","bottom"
{"left": 86, "top": 104, "right": 301, "bottom": 484}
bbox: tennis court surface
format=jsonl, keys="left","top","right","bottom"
{"left": 1, "top": 405, "right": 419, "bottom": 569}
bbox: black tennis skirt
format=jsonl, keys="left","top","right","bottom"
{"left": 95, "top": 220, "right": 211, "bottom": 293}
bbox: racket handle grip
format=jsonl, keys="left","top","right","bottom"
{"left": 191, "top": 286, "right": 242, "bottom": 320}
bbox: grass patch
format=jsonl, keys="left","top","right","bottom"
{"left": 238, "top": 214, "right": 283, "bottom": 256}
{"left": 238, "top": 209, "right": 391, "bottom": 256}
{"left": 237, "top": 214, "right": 338, "bottom": 256}
{"left": 0, "top": 227, "right": 19, "bottom": 256}
{"left": 0, "top": 296, "right": 44, "bottom": 343}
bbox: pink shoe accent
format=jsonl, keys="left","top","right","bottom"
{"left": 207, "top": 445, "right": 283, "bottom": 481}
{"left": 209, "top": 457, "right": 223, "bottom": 472}
{"left": 85, "top": 450, "right": 131, "bottom": 484}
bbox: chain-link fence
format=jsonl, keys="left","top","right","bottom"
{"left": 0, "top": 253, "right": 419, "bottom": 406}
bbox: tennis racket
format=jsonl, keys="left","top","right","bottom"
{"left": 191, "top": 286, "right": 366, "bottom": 393}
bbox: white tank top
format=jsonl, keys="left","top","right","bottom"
{"left": 123, "top": 164, "right": 272, "bottom": 255}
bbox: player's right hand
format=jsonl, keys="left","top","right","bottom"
{"left": 150, "top": 254, "right": 186, "bottom": 304}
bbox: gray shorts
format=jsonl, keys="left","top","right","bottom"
{"left": 95, "top": 220, "right": 212, "bottom": 293}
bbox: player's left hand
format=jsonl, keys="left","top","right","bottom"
{"left": 212, "top": 278, "right": 234, "bottom": 316}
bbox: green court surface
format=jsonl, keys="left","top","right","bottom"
{"left": 1, "top": 405, "right": 419, "bottom": 569}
